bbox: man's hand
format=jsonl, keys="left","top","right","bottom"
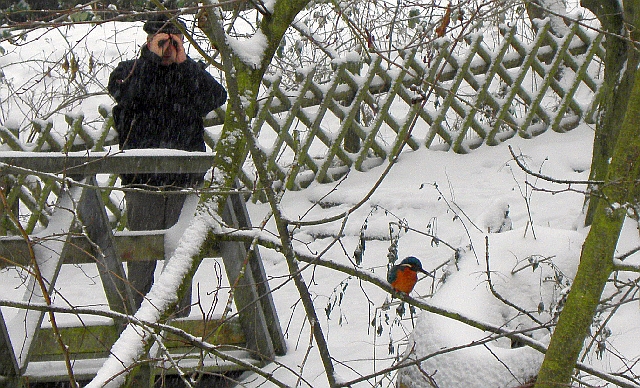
{"left": 148, "top": 33, "right": 187, "bottom": 65}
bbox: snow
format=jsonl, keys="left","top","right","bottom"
{"left": 226, "top": 30, "right": 268, "bottom": 68}
{"left": 0, "top": 16, "right": 639, "bottom": 388}
{"left": 395, "top": 226, "right": 583, "bottom": 387}
{"left": 223, "top": 124, "right": 636, "bottom": 387}
{"left": 239, "top": 124, "right": 638, "bottom": 387}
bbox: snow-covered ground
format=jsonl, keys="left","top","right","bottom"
{"left": 1, "top": 19, "right": 639, "bottom": 388}
{"left": 249, "top": 124, "right": 639, "bottom": 387}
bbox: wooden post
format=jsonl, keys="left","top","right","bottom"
{"left": 219, "top": 191, "right": 282, "bottom": 360}
{"left": 343, "top": 60, "right": 362, "bottom": 153}
{"left": 0, "top": 126, "right": 19, "bottom": 236}
{"left": 227, "top": 190, "right": 287, "bottom": 356}
{"left": 9, "top": 185, "right": 81, "bottom": 372}
{"left": 0, "top": 308, "right": 19, "bottom": 383}
{"left": 0, "top": 175, "right": 18, "bottom": 236}
{"left": 77, "top": 176, "right": 135, "bottom": 317}
{"left": 0, "top": 175, "right": 8, "bottom": 236}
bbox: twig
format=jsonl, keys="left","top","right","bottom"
{"left": 429, "top": 182, "right": 480, "bottom": 264}
{"left": 508, "top": 145, "right": 605, "bottom": 186}
{"left": 485, "top": 237, "right": 545, "bottom": 327}
{"left": 150, "top": 332, "right": 195, "bottom": 388}
{"left": 388, "top": 221, "right": 458, "bottom": 253}
{"left": 613, "top": 261, "right": 640, "bottom": 273}
{"left": 296, "top": 327, "right": 315, "bottom": 388}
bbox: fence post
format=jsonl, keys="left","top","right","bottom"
{"left": 0, "top": 125, "right": 20, "bottom": 236}
{"left": 343, "top": 59, "right": 363, "bottom": 153}
{"left": 0, "top": 176, "right": 11, "bottom": 236}
{"left": 0, "top": 308, "right": 19, "bottom": 384}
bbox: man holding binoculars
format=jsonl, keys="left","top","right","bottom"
{"left": 107, "top": 14, "right": 227, "bottom": 316}
{"left": 151, "top": 32, "right": 186, "bottom": 66}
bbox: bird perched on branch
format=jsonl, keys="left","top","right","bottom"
{"left": 387, "top": 256, "right": 430, "bottom": 294}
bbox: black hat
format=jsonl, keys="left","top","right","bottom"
{"left": 143, "top": 14, "right": 186, "bottom": 35}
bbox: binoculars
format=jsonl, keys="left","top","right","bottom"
{"left": 158, "top": 35, "right": 179, "bottom": 49}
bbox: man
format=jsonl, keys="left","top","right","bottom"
{"left": 108, "top": 15, "right": 227, "bottom": 316}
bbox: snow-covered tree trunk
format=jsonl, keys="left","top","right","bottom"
{"left": 201, "top": 1, "right": 339, "bottom": 386}
{"left": 582, "top": 0, "right": 640, "bottom": 225}
{"left": 203, "top": 0, "right": 310, "bottom": 202}
{"left": 534, "top": 2, "right": 640, "bottom": 385}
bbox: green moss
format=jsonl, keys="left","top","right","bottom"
{"left": 535, "top": 13, "right": 640, "bottom": 384}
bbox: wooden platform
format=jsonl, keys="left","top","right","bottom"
{"left": 29, "top": 317, "right": 246, "bottom": 362}
{"left": 0, "top": 150, "right": 217, "bottom": 175}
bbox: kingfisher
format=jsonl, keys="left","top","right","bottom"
{"left": 387, "top": 256, "right": 430, "bottom": 294}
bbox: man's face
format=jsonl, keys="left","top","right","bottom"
{"left": 149, "top": 33, "right": 184, "bottom": 65}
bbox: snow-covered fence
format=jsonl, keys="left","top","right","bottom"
{"left": 0, "top": 20, "right": 603, "bottom": 233}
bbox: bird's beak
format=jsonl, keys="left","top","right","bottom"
{"left": 419, "top": 268, "right": 434, "bottom": 278}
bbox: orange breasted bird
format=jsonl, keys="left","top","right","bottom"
{"left": 387, "top": 256, "right": 430, "bottom": 294}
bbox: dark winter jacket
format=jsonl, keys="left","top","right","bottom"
{"left": 108, "top": 45, "right": 227, "bottom": 187}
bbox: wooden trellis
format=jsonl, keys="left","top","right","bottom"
{"left": 0, "top": 20, "right": 602, "bottom": 234}
{"left": 245, "top": 20, "right": 602, "bottom": 189}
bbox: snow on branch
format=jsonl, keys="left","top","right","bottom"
{"left": 85, "top": 200, "right": 220, "bottom": 388}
